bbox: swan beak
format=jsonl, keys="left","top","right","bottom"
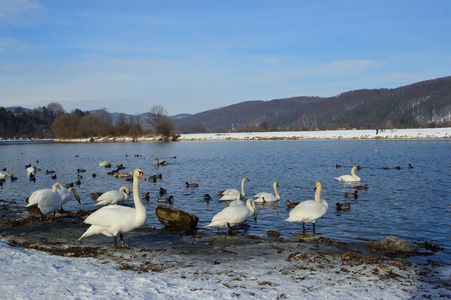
{"left": 139, "top": 173, "right": 146, "bottom": 180}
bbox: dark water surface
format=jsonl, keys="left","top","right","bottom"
{"left": 1, "top": 139, "right": 450, "bottom": 264}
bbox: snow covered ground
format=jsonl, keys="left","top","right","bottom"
{"left": 51, "top": 127, "right": 451, "bottom": 142}
{"left": 1, "top": 235, "right": 450, "bottom": 299}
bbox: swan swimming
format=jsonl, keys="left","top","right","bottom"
{"left": 0, "top": 172, "right": 13, "bottom": 179}
{"left": 219, "top": 177, "right": 250, "bottom": 201}
{"left": 205, "top": 198, "right": 257, "bottom": 235}
{"left": 99, "top": 160, "right": 110, "bottom": 167}
{"left": 79, "top": 168, "right": 147, "bottom": 249}
{"left": 94, "top": 186, "right": 130, "bottom": 206}
{"left": 25, "top": 183, "right": 63, "bottom": 220}
{"left": 335, "top": 166, "right": 361, "bottom": 182}
{"left": 254, "top": 181, "right": 280, "bottom": 203}
{"left": 285, "top": 182, "right": 328, "bottom": 234}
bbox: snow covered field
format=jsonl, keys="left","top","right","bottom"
{"left": 1, "top": 235, "right": 450, "bottom": 300}
{"left": 52, "top": 127, "right": 451, "bottom": 142}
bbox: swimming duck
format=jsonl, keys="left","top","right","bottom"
{"left": 344, "top": 191, "right": 358, "bottom": 198}
{"left": 335, "top": 203, "right": 351, "bottom": 211}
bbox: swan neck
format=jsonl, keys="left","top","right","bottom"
{"left": 133, "top": 175, "right": 144, "bottom": 209}
{"left": 241, "top": 179, "right": 246, "bottom": 197}
{"left": 273, "top": 183, "right": 280, "bottom": 199}
{"left": 315, "top": 185, "right": 322, "bottom": 202}
{"left": 351, "top": 168, "right": 361, "bottom": 180}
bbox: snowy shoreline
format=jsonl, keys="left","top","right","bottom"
{"left": 50, "top": 127, "right": 451, "bottom": 143}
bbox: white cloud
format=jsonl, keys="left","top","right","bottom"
{"left": 0, "top": 0, "right": 44, "bottom": 25}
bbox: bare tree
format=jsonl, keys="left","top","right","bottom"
{"left": 116, "top": 113, "right": 128, "bottom": 126}
{"left": 146, "top": 105, "right": 174, "bottom": 137}
{"left": 97, "top": 108, "right": 112, "bottom": 126}
{"left": 47, "top": 102, "right": 66, "bottom": 119}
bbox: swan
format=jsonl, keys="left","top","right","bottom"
{"left": 219, "top": 177, "right": 250, "bottom": 201}
{"left": 335, "top": 166, "right": 361, "bottom": 182}
{"left": 0, "top": 172, "right": 13, "bottom": 179}
{"left": 205, "top": 198, "right": 257, "bottom": 235}
{"left": 152, "top": 155, "right": 167, "bottom": 166}
{"left": 79, "top": 168, "right": 147, "bottom": 249}
{"left": 26, "top": 166, "right": 36, "bottom": 174}
{"left": 26, "top": 183, "right": 65, "bottom": 207}
{"left": 94, "top": 186, "right": 130, "bottom": 206}
{"left": 99, "top": 160, "right": 110, "bottom": 167}
{"left": 285, "top": 182, "right": 328, "bottom": 234}
{"left": 254, "top": 181, "right": 280, "bottom": 203}
{"left": 58, "top": 186, "right": 81, "bottom": 207}
{"left": 25, "top": 183, "right": 63, "bottom": 220}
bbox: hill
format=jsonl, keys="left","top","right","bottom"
{"left": 175, "top": 76, "right": 451, "bottom": 132}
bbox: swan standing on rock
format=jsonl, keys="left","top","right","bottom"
{"left": 25, "top": 183, "right": 63, "bottom": 220}
{"left": 219, "top": 177, "right": 250, "bottom": 201}
{"left": 95, "top": 186, "right": 130, "bottom": 206}
{"left": 205, "top": 198, "right": 257, "bottom": 235}
{"left": 254, "top": 181, "right": 280, "bottom": 203}
{"left": 335, "top": 166, "right": 361, "bottom": 182}
{"left": 79, "top": 168, "right": 147, "bottom": 249}
{"left": 285, "top": 182, "right": 328, "bottom": 234}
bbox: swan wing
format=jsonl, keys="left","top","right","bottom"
{"left": 206, "top": 205, "right": 250, "bottom": 227}
{"left": 254, "top": 192, "right": 278, "bottom": 203}
{"left": 26, "top": 189, "right": 52, "bottom": 207}
{"left": 285, "top": 200, "right": 328, "bottom": 223}
{"left": 84, "top": 205, "right": 134, "bottom": 227}
{"left": 38, "top": 192, "right": 63, "bottom": 214}
{"left": 95, "top": 190, "right": 127, "bottom": 205}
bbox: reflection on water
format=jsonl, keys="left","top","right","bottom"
{"left": 1, "top": 139, "right": 450, "bottom": 264}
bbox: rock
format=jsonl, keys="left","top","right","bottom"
{"left": 155, "top": 205, "right": 199, "bottom": 230}
{"left": 368, "top": 235, "right": 418, "bottom": 252}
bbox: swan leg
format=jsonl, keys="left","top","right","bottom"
{"left": 227, "top": 223, "right": 235, "bottom": 236}
{"left": 40, "top": 211, "right": 45, "bottom": 221}
{"left": 312, "top": 222, "right": 316, "bottom": 235}
{"left": 120, "top": 234, "right": 128, "bottom": 248}
{"left": 113, "top": 236, "right": 119, "bottom": 249}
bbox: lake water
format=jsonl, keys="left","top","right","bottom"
{"left": 1, "top": 139, "right": 450, "bottom": 264}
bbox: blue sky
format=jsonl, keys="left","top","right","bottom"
{"left": 1, "top": 0, "right": 450, "bottom": 115}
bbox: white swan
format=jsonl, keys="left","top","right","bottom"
{"left": 0, "top": 172, "right": 13, "bottom": 179}
{"left": 205, "top": 198, "right": 257, "bottom": 235}
{"left": 335, "top": 166, "right": 361, "bottom": 182}
{"left": 99, "top": 160, "right": 110, "bottom": 167}
{"left": 26, "top": 183, "right": 64, "bottom": 207}
{"left": 25, "top": 183, "right": 63, "bottom": 220}
{"left": 94, "top": 186, "right": 130, "bottom": 206}
{"left": 285, "top": 182, "right": 328, "bottom": 234}
{"left": 219, "top": 177, "right": 250, "bottom": 201}
{"left": 26, "top": 166, "right": 36, "bottom": 174}
{"left": 254, "top": 181, "right": 280, "bottom": 203}
{"left": 79, "top": 168, "right": 147, "bottom": 248}
{"left": 58, "top": 186, "right": 81, "bottom": 206}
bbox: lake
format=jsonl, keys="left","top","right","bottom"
{"left": 1, "top": 139, "right": 450, "bottom": 264}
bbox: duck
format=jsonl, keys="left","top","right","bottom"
{"left": 335, "top": 203, "right": 351, "bottom": 211}
{"left": 113, "top": 171, "right": 133, "bottom": 178}
{"left": 25, "top": 183, "right": 63, "bottom": 220}
{"left": 148, "top": 174, "right": 162, "bottom": 182}
{"left": 344, "top": 191, "right": 359, "bottom": 198}
{"left": 90, "top": 192, "right": 102, "bottom": 199}
{"left": 29, "top": 173, "right": 36, "bottom": 182}
{"left": 205, "top": 198, "right": 257, "bottom": 235}
{"left": 185, "top": 182, "right": 199, "bottom": 188}
{"left": 254, "top": 181, "right": 280, "bottom": 203}
{"left": 141, "top": 192, "right": 150, "bottom": 201}
{"left": 408, "top": 164, "right": 414, "bottom": 169}
{"left": 203, "top": 194, "right": 211, "bottom": 201}
{"left": 355, "top": 184, "right": 368, "bottom": 190}
{"left": 92, "top": 173, "right": 97, "bottom": 178}
{"left": 79, "top": 168, "right": 147, "bottom": 249}
{"left": 336, "top": 164, "right": 342, "bottom": 168}
{"left": 0, "top": 172, "right": 13, "bottom": 179}
{"left": 157, "top": 195, "right": 174, "bottom": 204}
{"left": 285, "top": 200, "right": 299, "bottom": 209}
{"left": 99, "top": 160, "right": 110, "bottom": 167}
{"left": 94, "top": 186, "right": 130, "bottom": 206}
{"left": 77, "top": 168, "right": 86, "bottom": 173}
{"left": 394, "top": 166, "right": 401, "bottom": 170}
{"left": 219, "top": 177, "right": 250, "bottom": 201}
{"left": 77, "top": 174, "right": 83, "bottom": 180}
{"left": 159, "top": 187, "right": 167, "bottom": 196}
{"left": 45, "top": 170, "right": 55, "bottom": 174}
{"left": 335, "top": 166, "right": 361, "bottom": 182}
{"left": 51, "top": 174, "right": 57, "bottom": 180}
{"left": 152, "top": 155, "right": 167, "bottom": 166}
{"left": 285, "top": 182, "right": 328, "bottom": 234}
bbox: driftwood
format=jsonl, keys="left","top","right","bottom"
{"left": 155, "top": 205, "right": 199, "bottom": 230}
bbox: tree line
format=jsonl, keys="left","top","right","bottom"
{"left": 0, "top": 103, "right": 177, "bottom": 140}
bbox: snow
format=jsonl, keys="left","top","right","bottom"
{"left": 51, "top": 127, "right": 451, "bottom": 142}
{"left": 1, "top": 236, "right": 450, "bottom": 299}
